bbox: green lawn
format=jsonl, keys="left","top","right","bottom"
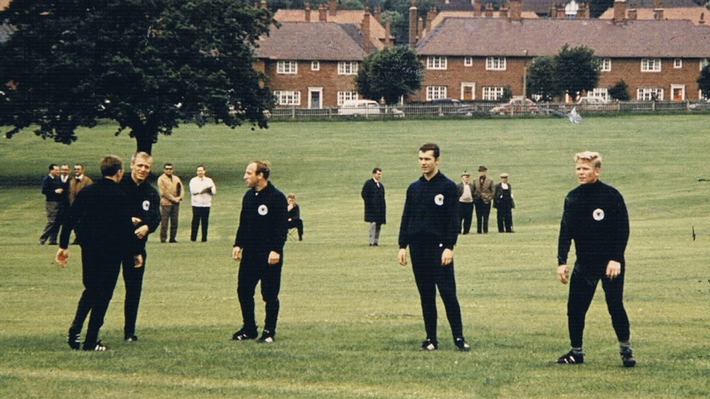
{"left": 0, "top": 115, "right": 708, "bottom": 398}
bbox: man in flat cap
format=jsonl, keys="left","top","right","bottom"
{"left": 473, "top": 166, "right": 494, "bottom": 234}
{"left": 457, "top": 171, "right": 475, "bottom": 235}
{"left": 493, "top": 173, "right": 515, "bottom": 233}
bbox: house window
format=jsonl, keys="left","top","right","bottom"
{"left": 274, "top": 90, "right": 301, "bottom": 106}
{"left": 426, "top": 86, "right": 447, "bottom": 100}
{"left": 337, "top": 91, "right": 359, "bottom": 106}
{"left": 700, "top": 59, "right": 709, "bottom": 71}
{"left": 338, "top": 62, "right": 358, "bottom": 75}
{"left": 427, "top": 56, "right": 447, "bottom": 70}
{"left": 277, "top": 61, "right": 298, "bottom": 74}
{"left": 641, "top": 58, "right": 661, "bottom": 72}
{"left": 486, "top": 57, "right": 506, "bottom": 71}
{"left": 464, "top": 57, "right": 473, "bottom": 67}
{"left": 311, "top": 61, "right": 320, "bottom": 71}
{"left": 637, "top": 88, "right": 664, "bottom": 101}
{"left": 590, "top": 88, "right": 609, "bottom": 101}
{"left": 483, "top": 86, "right": 505, "bottom": 101}
{"left": 673, "top": 59, "right": 682, "bottom": 69}
{"left": 601, "top": 58, "right": 611, "bottom": 72}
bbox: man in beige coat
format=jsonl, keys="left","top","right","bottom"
{"left": 157, "top": 163, "right": 184, "bottom": 243}
{"left": 473, "top": 165, "right": 495, "bottom": 234}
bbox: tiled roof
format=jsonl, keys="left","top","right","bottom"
{"left": 599, "top": 6, "right": 709, "bottom": 24}
{"left": 416, "top": 16, "right": 710, "bottom": 58}
{"left": 428, "top": 10, "right": 539, "bottom": 31}
{"left": 255, "top": 22, "right": 365, "bottom": 61}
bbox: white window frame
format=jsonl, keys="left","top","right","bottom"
{"left": 483, "top": 86, "right": 505, "bottom": 101}
{"left": 427, "top": 56, "right": 448, "bottom": 70}
{"left": 464, "top": 57, "right": 473, "bottom": 67}
{"left": 641, "top": 58, "right": 661, "bottom": 72}
{"left": 637, "top": 88, "right": 664, "bottom": 101}
{"left": 274, "top": 90, "right": 301, "bottom": 106}
{"left": 673, "top": 59, "right": 682, "bottom": 69}
{"left": 311, "top": 61, "right": 320, "bottom": 71}
{"left": 277, "top": 61, "right": 298, "bottom": 74}
{"left": 337, "top": 91, "right": 359, "bottom": 106}
{"left": 590, "top": 88, "right": 609, "bottom": 101}
{"left": 337, "top": 61, "right": 359, "bottom": 75}
{"left": 426, "top": 86, "right": 448, "bottom": 100}
{"left": 486, "top": 57, "right": 506, "bottom": 71}
{"left": 601, "top": 58, "right": 611, "bottom": 72}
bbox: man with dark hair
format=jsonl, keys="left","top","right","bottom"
{"left": 398, "top": 143, "right": 470, "bottom": 352}
{"left": 39, "top": 164, "right": 63, "bottom": 245}
{"left": 556, "top": 151, "right": 635, "bottom": 367}
{"left": 119, "top": 152, "right": 161, "bottom": 342}
{"left": 232, "top": 161, "right": 288, "bottom": 344}
{"left": 189, "top": 165, "right": 216, "bottom": 242}
{"left": 361, "top": 167, "right": 386, "bottom": 246}
{"left": 56, "top": 155, "right": 140, "bottom": 351}
{"left": 473, "top": 165, "right": 494, "bottom": 234}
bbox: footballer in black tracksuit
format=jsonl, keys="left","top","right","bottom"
{"left": 399, "top": 171, "right": 465, "bottom": 346}
{"left": 119, "top": 173, "right": 161, "bottom": 340}
{"left": 234, "top": 181, "right": 288, "bottom": 337}
{"left": 558, "top": 180, "right": 631, "bottom": 349}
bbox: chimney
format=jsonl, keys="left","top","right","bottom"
{"left": 374, "top": 6, "right": 382, "bottom": 23}
{"left": 653, "top": 0, "right": 661, "bottom": 8}
{"left": 362, "top": 7, "right": 371, "bottom": 54}
{"left": 329, "top": 0, "right": 337, "bottom": 16}
{"left": 385, "top": 15, "right": 392, "bottom": 46}
{"left": 499, "top": 3, "right": 509, "bottom": 18}
{"left": 319, "top": 3, "right": 327, "bottom": 22}
{"left": 484, "top": 3, "right": 494, "bottom": 18}
{"left": 613, "top": 0, "right": 626, "bottom": 24}
{"left": 628, "top": 7, "right": 637, "bottom": 20}
{"left": 474, "top": 0, "right": 482, "bottom": 17}
{"left": 418, "top": 16, "right": 424, "bottom": 39}
{"left": 556, "top": 4, "right": 566, "bottom": 19}
{"left": 653, "top": 8, "right": 664, "bottom": 20}
{"left": 700, "top": 12, "right": 705, "bottom": 25}
{"left": 510, "top": 0, "right": 522, "bottom": 21}
{"left": 577, "top": 3, "right": 589, "bottom": 19}
{"left": 408, "top": 1, "right": 418, "bottom": 48}
{"left": 305, "top": 3, "right": 311, "bottom": 22}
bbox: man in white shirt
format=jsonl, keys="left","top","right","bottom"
{"left": 456, "top": 171, "right": 475, "bottom": 235}
{"left": 189, "top": 165, "right": 216, "bottom": 242}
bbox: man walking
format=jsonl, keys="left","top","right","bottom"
{"left": 158, "top": 163, "right": 184, "bottom": 243}
{"left": 398, "top": 143, "right": 470, "bottom": 352}
{"left": 231, "top": 161, "right": 288, "bottom": 344}
{"left": 39, "top": 164, "right": 63, "bottom": 245}
{"left": 361, "top": 167, "right": 386, "bottom": 246}
{"left": 189, "top": 165, "right": 216, "bottom": 242}
{"left": 556, "top": 151, "right": 635, "bottom": 367}
{"left": 473, "top": 165, "right": 494, "bottom": 234}
{"left": 56, "top": 155, "right": 139, "bottom": 351}
{"left": 119, "top": 152, "right": 161, "bottom": 342}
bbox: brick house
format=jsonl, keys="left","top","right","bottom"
{"left": 413, "top": 0, "right": 710, "bottom": 102}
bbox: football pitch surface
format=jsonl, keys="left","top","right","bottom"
{"left": 0, "top": 115, "right": 708, "bottom": 398}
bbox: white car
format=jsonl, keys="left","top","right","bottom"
{"left": 576, "top": 97, "right": 612, "bottom": 110}
{"left": 338, "top": 99, "right": 381, "bottom": 116}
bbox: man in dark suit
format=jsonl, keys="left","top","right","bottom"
{"left": 361, "top": 167, "right": 386, "bottom": 246}
{"left": 473, "top": 165, "right": 495, "bottom": 234}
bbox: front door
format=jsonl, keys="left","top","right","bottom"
{"left": 671, "top": 85, "right": 685, "bottom": 101}
{"left": 309, "top": 87, "right": 323, "bottom": 109}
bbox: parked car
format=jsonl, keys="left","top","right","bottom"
{"left": 338, "top": 99, "right": 381, "bottom": 116}
{"left": 429, "top": 98, "right": 477, "bottom": 116}
{"left": 489, "top": 97, "right": 539, "bottom": 115}
{"left": 689, "top": 99, "right": 710, "bottom": 110}
{"left": 576, "top": 96, "right": 612, "bottom": 110}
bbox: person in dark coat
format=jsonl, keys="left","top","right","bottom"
{"left": 287, "top": 193, "right": 304, "bottom": 241}
{"left": 39, "top": 164, "right": 63, "bottom": 245}
{"left": 361, "top": 167, "right": 386, "bottom": 246}
{"left": 56, "top": 155, "right": 140, "bottom": 351}
{"left": 493, "top": 173, "right": 515, "bottom": 233}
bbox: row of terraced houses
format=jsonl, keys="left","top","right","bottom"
{"left": 254, "top": 0, "right": 710, "bottom": 108}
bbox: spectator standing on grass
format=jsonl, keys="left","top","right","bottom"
{"left": 189, "top": 165, "right": 216, "bottom": 242}
{"left": 457, "top": 171, "right": 475, "bottom": 235}
{"left": 39, "top": 164, "right": 63, "bottom": 245}
{"left": 158, "top": 163, "right": 184, "bottom": 243}
{"left": 493, "top": 173, "right": 515, "bottom": 233}
{"left": 231, "top": 161, "right": 288, "bottom": 344}
{"left": 361, "top": 167, "right": 386, "bottom": 246}
{"left": 56, "top": 155, "right": 140, "bottom": 351}
{"left": 473, "top": 165, "right": 494, "bottom": 234}
{"left": 287, "top": 193, "right": 304, "bottom": 241}
{"left": 69, "top": 164, "right": 93, "bottom": 205}
{"left": 398, "top": 143, "right": 470, "bottom": 352}
{"left": 119, "top": 152, "right": 161, "bottom": 342}
{"left": 556, "top": 151, "right": 636, "bottom": 367}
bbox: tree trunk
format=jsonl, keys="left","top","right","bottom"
{"left": 132, "top": 125, "right": 154, "bottom": 155}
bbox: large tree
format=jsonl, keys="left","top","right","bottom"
{"left": 697, "top": 64, "right": 710, "bottom": 99}
{"left": 525, "top": 56, "right": 562, "bottom": 102}
{"left": 555, "top": 44, "right": 600, "bottom": 102}
{"left": 355, "top": 45, "right": 422, "bottom": 105}
{"left": 0, "top": 0, "right": 274, "bottom": 154}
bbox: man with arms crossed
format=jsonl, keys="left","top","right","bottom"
{"left": 556, "top": 151, "right": 635, "bottom": 367}
{"left": 398, "top": 143, "right": 470, "bottom": 352}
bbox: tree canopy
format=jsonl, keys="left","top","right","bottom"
{"left": 0, "top": 0, "right": 274, "bottom": 154}
{"left": 555, "top": 44, "right": 600, "bottom": 102}
{"left": 525, "top": 56, "right": 562, "bottom": 102}
{"left": 355, "top": 45, "right": 423, "bottom": 105}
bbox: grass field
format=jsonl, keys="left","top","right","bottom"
{"left": 0, "top": 115, "right": 708, "bottom": 398}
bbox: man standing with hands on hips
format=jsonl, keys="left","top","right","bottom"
{"left": 398, "top": 143, "right": 470, "bottom": 352}
{"left": 556, "top": 151, "right": 635, "bottom": 367}
{"left": 231, "top": 161, "right": 288, "bottom": 344}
